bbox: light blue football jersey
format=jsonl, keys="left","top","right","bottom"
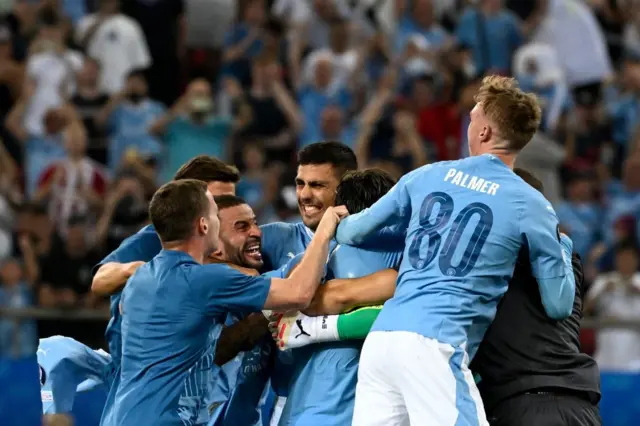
{"left": 336, "top": 155, "right": 575, "bottom": 359}
{"left": 37, "top": 336, "right": 114, "bottom": 414}
{"left": 113, "top": 250, "right": 271, "bottom": 426}
{"left": 260, "top": 222, "right": 315, "bottom": 270}
{"left": 279, "top": 245, "right": 402, "bottom": 425}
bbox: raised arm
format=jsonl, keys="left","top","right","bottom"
{"left": 336, "top": 169, "right": 415, "bottom": 245}
{"left": 264, "top": 206, "right": 347, "bottom": 310}
{"left": 521, "top": 198, "right": 576, "bottom": 320}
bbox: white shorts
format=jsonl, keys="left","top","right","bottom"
{"left": 352, "top": 331, "right": 489, "bottom": 426}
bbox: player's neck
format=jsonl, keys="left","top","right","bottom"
{"left": 162, "top": 240, "right": 207, "bottom": 264}
{"left": 483, "top": 150, "right": 516, "bottom": 170}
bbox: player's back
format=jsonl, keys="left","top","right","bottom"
{"left": 281, "top": 245, "right": 401, "bottom": 425}
{"left": 114, "top": 250, "right": 224, "bottom": 426}
{"left": 372, "top": 154, "right": 553, "bottom": 355}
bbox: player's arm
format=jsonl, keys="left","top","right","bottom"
{"left": 304, "top": 269, "right": 398, "bottom": 316}
{"left": 336, "top": 170, "right": 415, "bottom": 246}
{"left": 91, "top": 225, "right": 161, "bottom": 296}
{"left": 215, "top": 313, "right": 270, "bottom": 366}
{"left": 264, "top": 207, "right": 347, "bottom": 310}
{"left": 91, "top": 261, "right": 145, "bottom": 296}
{"left": 521, "top": 199, "right": 576, "bottom": 320}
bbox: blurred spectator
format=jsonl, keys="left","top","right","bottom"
{"left": 557, "top": 172, "right": 602, "bottom": 260}
{"left": 533, "top": 0, "right": 612, "bottom": 89}
{"left": 356, "top": 76, "right": 427, "bottom": 174}
{"left": 75, "top": 0, "right": 151, "bottom": 95}
{"left": 281, "top": 0, "right": 351, "bottom": 85}
{"left": 0, "top": 236, "right": 38, "bottom": 357}
{"left": 183, "top": 0, "right": 234, "bottom": 83}
{"left": 150, "top": 78, "right": 238, "bottom": 181}
{"left": 6, "top": 86, "right": 79, "bottom": 197}
{"left": 121, "top": 0, "right": 184, "bottom": 106}
{"left": 515, "top": 131, "right": 566, "bottom": 204}
{"left": 238, "top": 142, "right": 280, "bottom": 219}
{"left": 96, "top": 69, "right": 164, "bottom": 171}
{"left": 0, "top": 22, "right": 24, "bottom": 128}
{"left": 0, "top": 140, "right": 19, "bottom": 261}
{"left": 394, "top": 0, "right": 449, "bottom": 58}
{"left": 410, "top": 74, "right": 460, "bottom": 161}
{"left": 34, "top": 123, "right": 107, "bottom": 234}
{"left": 235, "top": 56, "right": 302, "bottom": 163}
{"left": 456, "top": 0, "right": 523, "bottom": 76}
{"left": 3, "top": 0, "right": 40, "bottom": 62}
{"left": 513, "top": 42, "right": 570, "bottom": 135}
{"left": 96, "top": 168, "right": 149, "bottom": 253}
{"left": 71, "top": 57, "right": 109, "bottom": 165}
{"left": 297, "top": 52, "right": 352, "bottom": 147}
{"left": 23, "top": 10, "right": 83, "bottom": 137}
{"left": 221, "top": 0, "right": 266, "bottom": 89}
{"left": 586, "top": 243, "right": 640, "bottom": 371}
{"left": 602, "top": 156, "right": 640, "bottom": 244}
{"left": 302, "top": 18, "right": 358, "bottom": 91}
{"left": 38, "top": 215, "right": 102, "bottom": 309}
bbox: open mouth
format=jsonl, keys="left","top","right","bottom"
{"left": 300, "top": 204, "right": 322, "bottom": 216}
{"left": 244, "top": 241, "right": 262, "bottom": 261}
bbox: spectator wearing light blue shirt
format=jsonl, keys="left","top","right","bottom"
{"left": 556, "top": 173, "right": 602, "bottom": 260}
{"left": 298, "top": 55, "right": 352, "bottom": 147}
{"left": 456, "top": 1, "right": 523, "bottom": 76}
{"left": 96, "top": 69, "right": 165, "bottom": 172}
{"left": 394, "top": 0, "right": 449, "bottom": 54}
{"left": 0, "top": 245, "right": 38, "bottom": 358}
{"left": 221, "top": 0, "right": 266, "bottom": 88}
{"left": 602, "top": 157, "right": 640, "bottom": 245}
{"left": 149, "top": 79, "right": 236, "bottom": 182}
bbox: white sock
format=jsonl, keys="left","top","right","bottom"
{"left": 276, "top": 312, "right": 339, "bottom": 350}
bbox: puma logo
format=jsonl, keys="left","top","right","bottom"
{"left": 295, "top": 319, "right": 310, "bottom": 338}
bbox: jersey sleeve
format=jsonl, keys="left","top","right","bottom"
{"left": 519, "top": 197, "right": 565, "bottom": 280}
{"left": 192, "top": 264, "right": 272, "bottom": 316}
{"left": 260, "top": 222, "right": 298, "bottom": 270}
{"left": 92, "top": 225, "right": 162, "bottom": 275}
{"left": 336, "top": 169, "right": 416, "bottom": 246}
{"left": 520, "top": 197, "right": 576, "bottom": 319}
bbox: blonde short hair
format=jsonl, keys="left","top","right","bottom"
{"left": 474, "top": 75, "right": 542, "bottom": 152}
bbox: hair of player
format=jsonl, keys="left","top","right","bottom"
{"left": 213, "top": 194, "right": 248, "bottom": 211}
{"left": 474, "top": 75, "right": 542, "bottom": 153}
{"left": 335, "top": 169, "right": 397, "bottom": 214}
{"left": 513, "top": 168, "right": 544, "bottom": 194}
{"left": 297, "top": 141, "right": 358, "bottom": 177}
{"left": 173, "top": 156, "right": 240, "bottom": 184}
{"left": 149, "top": 179, "right": 210, "bottom": 243}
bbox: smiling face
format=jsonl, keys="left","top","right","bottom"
{"left": 295, "top": 163, "right": 340, "bottom": 230}
{"left": 217, "top": 203, "right": 263, "bottom": 269}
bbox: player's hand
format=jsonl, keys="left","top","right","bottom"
{"left": 315, "top": 206, "right": 349, "bottom": 241}
{"left": 268, "top": 311, "right": 319, "bottom": 350}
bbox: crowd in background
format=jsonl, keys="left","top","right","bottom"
{"left": 1, "top": 0, "right": 640, "bottom": 371}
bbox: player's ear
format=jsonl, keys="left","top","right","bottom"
{"left": 198, "top": 216, "right": 208, "bottom": 235}
{"left": 480, "top": 125, "right": 491, "bottom": 143}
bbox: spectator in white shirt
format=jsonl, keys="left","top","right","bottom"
{"left": 75, "top": 0, "right": 151, "bottom": 94}
{"left": 585, "top": 243, "right": 640, "bottom": 371}
{"left": 24, "top": 11, "right": 83, "bottom": 137}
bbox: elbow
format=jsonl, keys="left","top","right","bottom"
{"left": 547, "top": 304, "right": 573, "bottom": 321}
{"left": 91, "top": 274, "right": 108, "bottom": 296}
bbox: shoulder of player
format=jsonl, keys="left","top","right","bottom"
{"left": 260, "top": 221, "right": 299, "bottom": 235}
